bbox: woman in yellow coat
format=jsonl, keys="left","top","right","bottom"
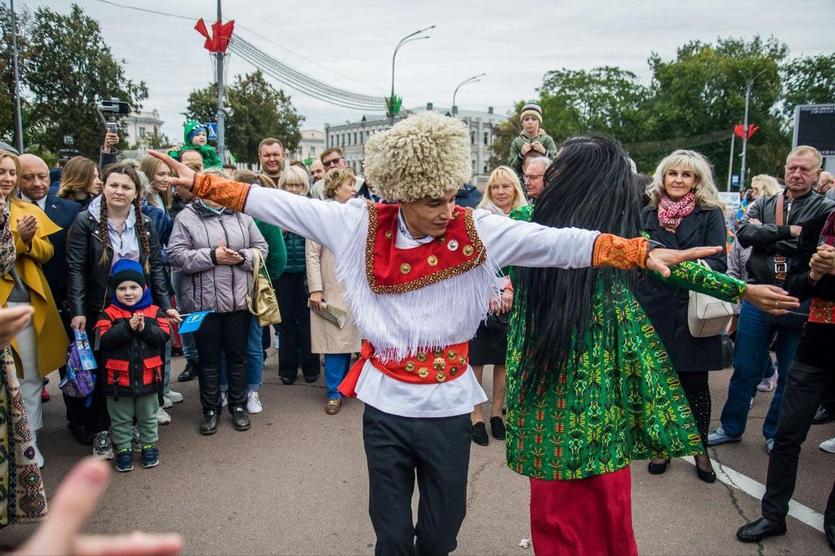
{"left": 0, "top": 150, "right": 67, "bottom": 467}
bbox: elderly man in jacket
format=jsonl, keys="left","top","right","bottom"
{"left": 709, "top": 146, "right": 835, "bottom": 451}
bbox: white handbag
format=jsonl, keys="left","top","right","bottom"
{"left": 687, "top": 261, "right": 734, "bottom": 338}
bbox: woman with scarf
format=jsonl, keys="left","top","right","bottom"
{"left": 636, "top": 149, "right": 727, "bottom": 483}
{"left": 505, "top": 137, "right": 795, "bottom": 555}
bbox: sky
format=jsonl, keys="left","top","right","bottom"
{"left": 18, "top": 0, "right": 835, "bottom": 140}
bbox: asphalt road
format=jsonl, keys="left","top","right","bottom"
{"left": 1, "top": 351, "right": 832, "bottom": 555}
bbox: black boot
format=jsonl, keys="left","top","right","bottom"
{"left": 199, "top": 411, "right": 219, "bottom": 435}
{"left": 177, "top": 359, "right": 198, "bottom": 382}
{"left": 231, "top": 407, "right": 250, "bottom": 431}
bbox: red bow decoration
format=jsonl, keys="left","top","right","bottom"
{"left": 195, "top": 18, "right": 235, "bottom": 53}
{"left": 733, "top": 123, "right": 760, "bottom": 140}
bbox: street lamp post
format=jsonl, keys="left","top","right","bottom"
{"left": 390, "top": 25, "right": 435, "bottom": 122}
{"left": 452, "top": 73, "right": 485, "bottom": 117}
{"left": 10, "top": 0, "right": 24, "bottom": 152}
{"left": 739, "top": 68, "right": 768, "bottom": 189}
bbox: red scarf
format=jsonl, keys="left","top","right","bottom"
{"left": 658, "top": 191, "right": 696, "bottom": 232}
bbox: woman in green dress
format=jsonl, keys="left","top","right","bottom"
{"left": 504, "top": 136, "right": 798, "bottom": 555}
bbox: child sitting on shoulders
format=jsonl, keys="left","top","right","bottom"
{"left": 508, "top": 102, "right": 557, "bottom": 177}
{"left": 95, "top": 259, "right": 170, "bottom": 472}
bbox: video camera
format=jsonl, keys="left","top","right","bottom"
{"left": 96, "top": 98, "right": 131, "bottom": 133}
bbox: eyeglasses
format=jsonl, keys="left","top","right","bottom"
{"left": 323, "top": 158, "right": 342, "bottom": 168}
{"left": 524, "top": 174, "right": 544, "bottom": 181}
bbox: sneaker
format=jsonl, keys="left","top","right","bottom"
{"left": 166, "top": 389, "right": 184, "bottom": 403}
{"left": 707, "top": 426, "right": 742, "bottom": 446}
{"left": 757, "top": 372, "right": 778, "bottom": 392}
{"left": 813, "top": 404, "right": 834, "bottom": 425}
{"left": 220, "top": 391, "right": 228, "bottom": 407}
{"left": 325, "top": 398, "right": 341, "bottom": 415}
{"left": 115, "top": 449, "right": 133, "bottom": 472}
{"left": 93, "top": 431, "right": 114, "bottom": 460}
{"left": 162, "top": 395, "right": 174, "bottom": 409}
{"left": 820, "top": 437, "right": 835, "bottom": 454}
{"left": 156, "top": 407, "right": 172, "bottom": 425}
{"left": 141, "top": 445, "right": 160, "bottom": 468}
{"left": 246, "top": 391, "right": 263, "bottom": 414}
{"left": 40, "top": 388, "right": 50, "bottom": 402}
{"left": 131, "top": 425, "right": 141, "bottom": 453}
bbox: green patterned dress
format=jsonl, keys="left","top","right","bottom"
{"left": 505, "top": 206, "right": 746, "bottom": 480}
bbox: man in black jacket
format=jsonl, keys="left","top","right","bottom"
{"left": 18, "top": 154, "right": 87, "bottom": 442}
{"left": 736, "top": 206, "right": 835, "bottom": 549}
{"left": 709, "top": 146, "right": 835, "bottom": 451}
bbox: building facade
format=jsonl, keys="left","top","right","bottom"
{"left": 291, "top": 129, "right": 326, "bottom": 164}
{"left": 324, "top": 104, "right": 506, "bottom": 184}
{"left": 124, "top": 109, "right": 164, "bottom": 148}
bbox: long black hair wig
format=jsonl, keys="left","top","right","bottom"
{"left": 516, "top": 135, "right": 643, "bottom": 396}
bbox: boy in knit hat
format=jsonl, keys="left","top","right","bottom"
{"left": 95, "top": 259, "right": 170, "bottom": 472}
{"left": 508, "top": 102, "right": 558, "bottom": 176}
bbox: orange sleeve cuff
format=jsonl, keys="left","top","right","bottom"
{"left": 591, "top": 234, "right": 649, "bottom": 270}
{"left": 192, "top": 174, "right": 251, "bottom": 212}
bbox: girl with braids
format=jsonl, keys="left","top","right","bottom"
{"left": 66, "top": 162, "right": 179, "bottom": 460}
{"left": 504, "top": 136, "right": 798, "bottom": 555}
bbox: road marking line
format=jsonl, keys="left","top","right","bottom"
{"left": 679, "top": 457, "right": 824, "bottom": 532}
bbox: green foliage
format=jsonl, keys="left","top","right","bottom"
{"left": 1, "top": 3, "right": 148, "bottom": 157}
{"left": 491, "top": 35, "right": 829, "bottom": 188}
{"left": 185, "top": 71, "right": 303, "bottom": 164}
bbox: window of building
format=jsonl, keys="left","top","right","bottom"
{"left": 353, "top": 132, "right": 358, "bottom": 145}
{"left": 470, "top": 132, "right": 475, "bottom": 145}
{"left": 484, "top": 132, "right": 489, "bottom": 145}
{"left": 139, "top": 126, "right": 146, "bottom": 138}
{"left": 310, "top": 146, "right": 316, "bottom": 156}
{"left": 483, "top": 163, "right": 488, "bottom": 174}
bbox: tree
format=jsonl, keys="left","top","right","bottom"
{"left": 0, "top": 4, "right": 31, "bottom": 148}
{"left": 18, "top": 4, "right": 148, "bottom": 157}
{"left": 184, "top": 70, "right": 303, "bottom": 164}
{"left": 781, "top": 53, "right": 835, "bottom": 119}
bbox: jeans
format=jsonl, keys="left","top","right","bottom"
{"left": 720, "top": 301, "right": 802, "bottom": 440}
{"left": 171, "top": 270, "right": 198, "bottom": 362}
{"left": 194, "top": 311, "right": 250, "bottom": 414}
{"left": 761, "top": 360, "right": 835, "bottom": 523}
{"left": 363, "top": 405, "right": 471, "bottom": 556}
{"left": 220, "top": 315, "right": 264, "bottom": 392}
{"left": 324, "top": 354, "right": 351, "bottom": 400}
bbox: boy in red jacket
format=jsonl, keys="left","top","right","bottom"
{"left": 95, "top": 259, "right": 170, "bottom": 472}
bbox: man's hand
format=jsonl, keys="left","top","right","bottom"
{"left": 16, "top": 458, "right": 183, "bottom": 556}
{"left": 809, "top": 244, "right": 835, "bottom": 282}
{"left": 102, "top": 131, "right": 119, "bottom": 153}
{"left": 645, "top": 246, "right": 723, "bottom": 277}
{"left": 790, "top": 225, "right": 802, "bottom": 237}
{"left": 17, "top": 214, "right": 37, "bottom": 246}
{"left": 149, "top": 151, "right": 195, "bottom": 189}
{"left": 0, "top": 305, "right": 33, "bottom": 345}
{"left": 742, "top": 284, "right": 800, "bottom": 316}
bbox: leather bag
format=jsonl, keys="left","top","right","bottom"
{"left": 687, "top": 260, "right": 734, "bottom": 337}
{"left": 247, "top": 250, "right": 282, "bottom": 326}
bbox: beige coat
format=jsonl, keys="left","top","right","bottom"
{"left": 306, "top": 239, "right": 361, "bottom": 354}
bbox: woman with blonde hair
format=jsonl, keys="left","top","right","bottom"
{"left": 637, "top": 149, "right": 727, "bottom": 483}
{"left": 307, "top": 168, "right": 361, "bottom": 414}
{"left": 58, "top": 156, "right": 102, "bottom": 209}
{"left": 139, "top": 156, "right": 174, "bottom": 211}
{"left": 276, "top": 164, "right": 319, "bottom": 384}
{"left": 0, "top": 150, "right": 68, "bottom": 467}
{"left": 477, "top": 166, "right": 528, "bottom": 215}
{"left": 750, "top": 174, "right": 781, "bottom": 199}
{"left": 469, "top": 165, "right": 527, "bottom": 445}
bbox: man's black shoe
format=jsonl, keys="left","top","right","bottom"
{"left": 177, "top": 360, "right": 198, "bottom": 382}
{"left": 231, "top": 407, "right": 251, "bottom": 431}
{"left": 813, "top": 404, "right": 834, "bottom": 425}
{"left": 199, "top": 411, "right": 219, "bottom": 435}
{"left": 736, "top": 517, "right": 787, "bottom": 542}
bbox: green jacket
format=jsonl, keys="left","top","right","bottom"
{"left": 255, "top": 219, "right": 287, "bottom": 280}
{"left": 508, "top": 131, "right": 558, "bottom": 175}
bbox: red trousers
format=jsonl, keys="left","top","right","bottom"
{"left": 530, "top": 467, "right": 638, "bottom": 556}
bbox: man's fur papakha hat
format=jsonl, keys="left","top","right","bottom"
{"left": 363, "top": 112, "right": 472, "bottom": 203}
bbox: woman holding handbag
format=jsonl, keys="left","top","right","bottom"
{"left": 636, "top": 149, "right": 728, "bottom": 483}
{"left": 306, "top": 168, "right": 361, "bottom": 415}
